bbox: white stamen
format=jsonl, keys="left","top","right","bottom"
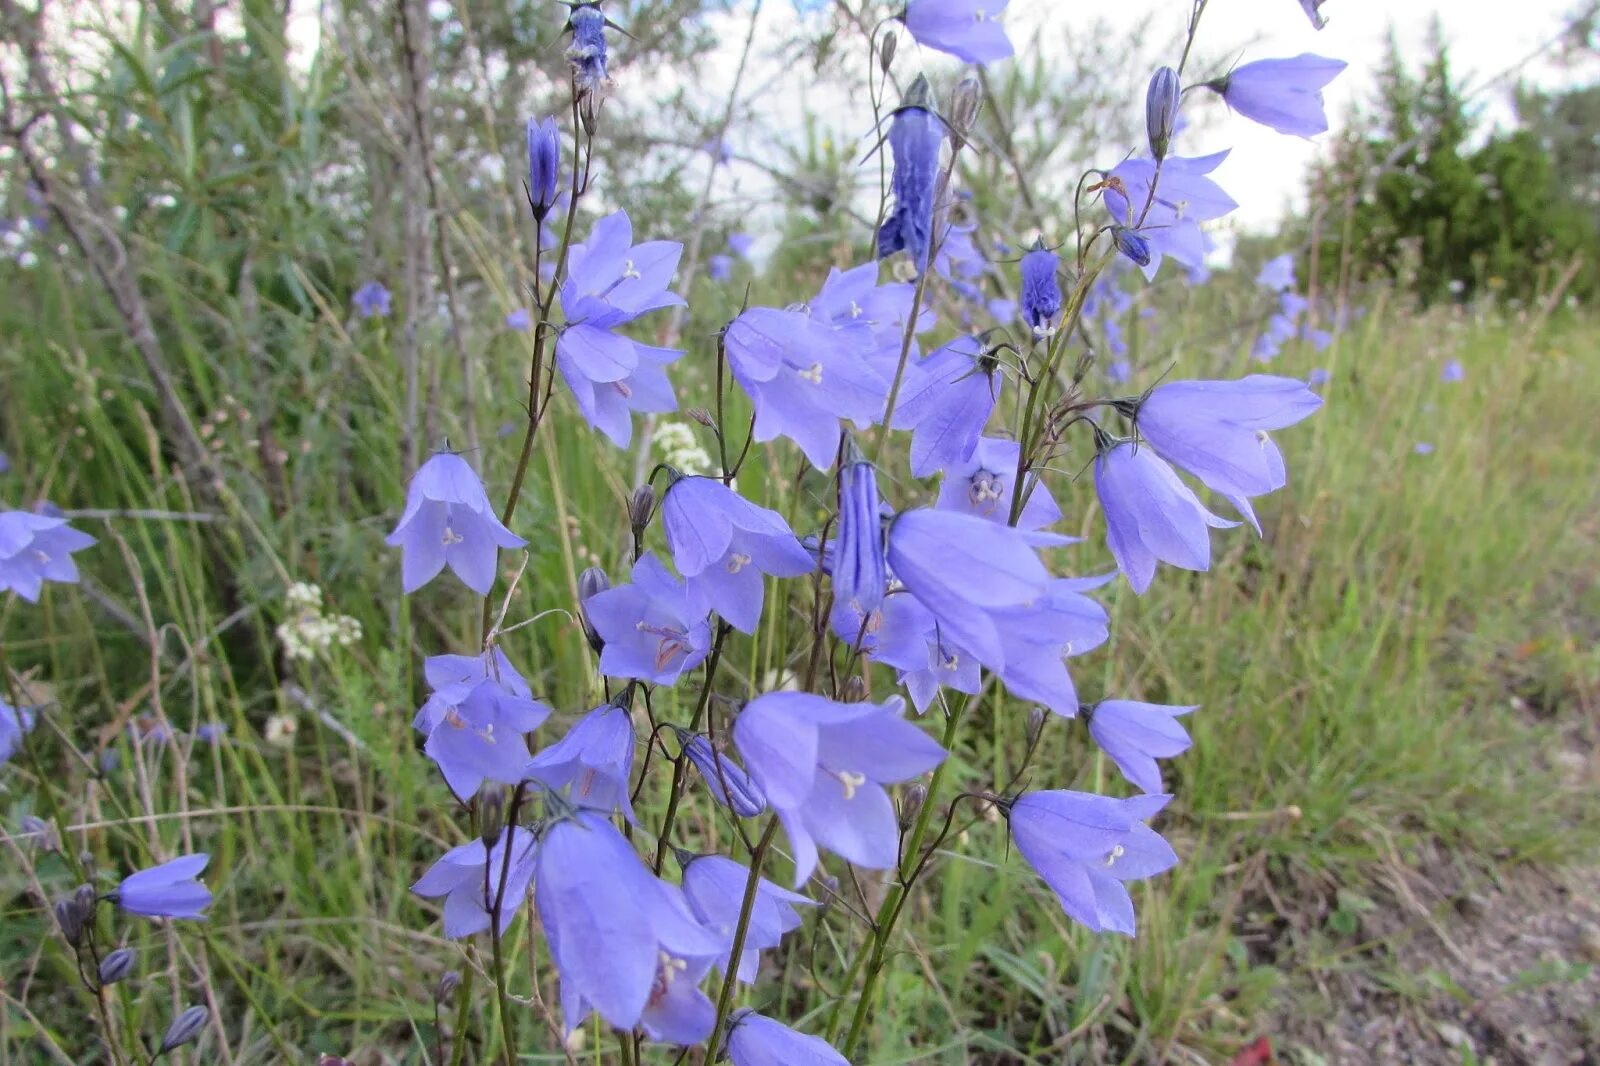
{"left": 837, "top": 770, "right": 866, "bottom": 800}
{"left": 798, "top": 363, "right": 824, "bottom": 385}
{"left": 441, "top": 526, "right": 465, "bottom": 546}
{"left": 621, "top": 259, "right": 641, "bottom": 280}
{"left": 725, "top": 552, "right": 752, "bottom": 574}
{"left": 848, "top": 299, "right": 863, "bottom": 319}
{"left": 1104, "top": 844, "right": 1126, "bottom": 867}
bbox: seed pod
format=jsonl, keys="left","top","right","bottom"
{"left": 477, "top": 784, "right": 506, "bottom": 848}
{"left": 950, "top": 78, "right": 982, "bottom": 138}
{"left": 434, "top": 969, "right": 462, "bottom": 1005}
{"left": 899, "top": 784, "right": 927, "bottom": 831}
{"left": 628, "top": 484, "right": 656, "bottom": 538}
{"left": 158, "top": 1005, "right": 208, "bottom": 1054}
{"left": 879, "top": 30, "right": 897, "bottom": 74}
{"left": 98, "top": 947, "right": 136, "bottom": 986}
{"left": 686, "top": 407, "right": 715, "bottom": 428}
{"left": 840, "top": 676, "right": 869, "bottom": 703}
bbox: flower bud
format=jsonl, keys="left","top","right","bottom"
{"left": 1111, "top": 225, "right": 1152, "bottom": 268}
{"left": 950, "top": 77, "right": 982, "bottom": 138}
{"left": 686, "top": 407, "right": 715, "bottom": 428}
{"left": 579, "top": 92, "right": 601, "bottom": 137}
{"left": 158, "top": 1005, "right": 208, "bottom": 1054}
{"left": 477, "top": 783, "right": 506, "bottom": 847}
{"left": 1026, "top": 706, "right": 1047, "bottom": 749}
{"left": 434, "top": 969, "right": 462, "bottom": 1005}
{"left": 19, "top": 815, "right": 57, "bottom": 850}
{"left": 525, "top": 116, "right": 562, "bottom": 221}
{"left": 628, "top": 484, "right": 656, "bottom": 538}
{"left": 98, "top": 947, "right": 136, "bottom": 986}
{"left": 576, "top": 566, "right": 610, "bottom": 654}
{"left": 1145, "top": 66, "right": 1181, "bottom": 160}
{"left": 899, "top": 784, "right": 927, "bottom": 831}
{"left": 840, "top": 676, "right": 869, "bottom": 703}
{"left": 54, "top": 897, "right": 85, "bottom": 946}
{"left": 879, "top": 30, "right": 897, "bottom": 74}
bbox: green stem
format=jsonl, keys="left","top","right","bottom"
{"left": 836, "top": 707, "right": 964, "bottom": 1057}
{"left": 651, "top": 623, "right": 731, "bottom": 872}
{"left": 448, "top": 967, "right": 476, "bottom": 1066}
{"left": 704, "top": 817, "right": 781, "bottom": 1061}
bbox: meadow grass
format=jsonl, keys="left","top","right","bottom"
{"left": 4, "top": 251, "right": 1597, "bottom": 1066}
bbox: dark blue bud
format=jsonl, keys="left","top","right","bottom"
{"left": 1111, "top": 226, "right": 1152, "bottom": 268}
{"left": 1145, "top": 67, "right": 1181, "bottom": 160}
{"left": 525, "top": 116, "right": 561, "bottom": 220}
{"left": 158, "top": 1005, "right": 209, "bottom": 1054}
{"left": 98, "top": 947, "right": 136, "bottom": 986}
{"left": 1019, "top": 243, "right": 1062, "bottom": 335}
{"left": 834, "top": 438, "right": 886, "bottom": 615}
{"left": 677, "top": 730, "right": 766, "bottom": 817}
{"left": 565, "top": 4, "right": 609, "bottom": 94}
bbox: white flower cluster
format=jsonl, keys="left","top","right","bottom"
{"left": 275, "top": 582, "right": 362, "bottom": 662}
{"left": 653, "top": 420, "right": 715, "bottom": 476}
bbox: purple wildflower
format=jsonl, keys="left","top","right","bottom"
{"left": 195, "top": 722, "right": 227, "bottom": 746}
{"left": 1209, "top": 55, "right": 1346, "bottom": 138}
{"left": 556, "top": 210, "right": 686, "bottom": 447}
{"left": 869, "top": 591, "right": 982, "bottom": 713}
{"left": 1020, "top": 243, "right": 1062, "bottom": 335}
{"left": 902, "top": 0, "right": 1013, "bottom": 65}
{"left": 1087, "top": 701, "right": 1196, "bottom": 794}
{"left": 933, "top": 436, "right": 1061, "bottom": 531}
{"left": 681, "top": 854, "right": 813, "bottom": 981}
{"left": 1103, "top": 152, "right": 1236, "bottom": 278}
{"left": 660, "top": 476, "right": 813, "bottom": 633}
{"left": 727, "top": 1010, "right": 850, "bottom": 1065}
{"left": 733, "top": 692, "right": 946, "bottom": 886}
{"left": 676, "top": 730, "right": 766, "bottom": 817}
{"left": 1257, "top": 253, "right": 1297, "bottom": 291}
{"left": 1093, "top": 441, "right": 1236, "bottom": 594}
{"left": 1007, "top": 790, "right": 1177, "bottom": 935}
{"left": 0, "top": 700, "right": 35, "bottom": 764}
{"left": 1111, "top": 226, "right": 1152, "bottom": 267}
{"left": 524, "top": 695, "right": 637, "bottom": 822}
{"left": 876, "top": 78, "right": 944, "bottom": 272}
{"left": 708, "top": 254, "right": 733, "bottom": 281}
{"left": 565, "top": 3, "right": 609, "bottom": 93}
{"left": 1441, "top": 359, "right": 1464, "bottom": 382}
{"left": 115, "top": 855, "right": 212, "bottom": 920}
{"left": 526, "top": 116, "right": 561, "bottom": 220}
{"left": 724, "top": 306, "right": 888, "bottom": 470}
{"left": 0, "top": 511, "right": 95, "bottom": 603}
{"left": 985, "top": 577, "right": 1111, "bottom": 718}
{"left": 583, "top": 552, "right": 712, "bottom": 685}
{"left": 385, "top": 452, "right": 524, "bottom": 595}
{"left": 411, "top": 826, "right": 537, "bottom": 937}
{"left": 414, "top": 649, "right": 551, "bottom": 801}
{"left": 889, "top": 336, "right": 1002, "bottom": 477}
{"left": 535, "top": 810, "right": 723, "bottom": 1033}
{"left": 352, "top": 281, "right": 391, "bottom": 318}
{"left": 1414, "top": 441, "right": 1435, "bottom": 455}
{"left": 833, "top": 441, "right": 887, "bottom": 616}
{"left": 1300, "top": 0, "right": 1329, "bottom": 28}
{"left": 727, "top": 232, "right": 755, "bottom": 259}
{"left": 505, "top": 308, "right": 532, "bottom": 332}
{"left": 1135, "top": 375, "right": 1323, "bottom": 530}
{"left": 1308, "top": 368, "right": 1332, "bottom": 387}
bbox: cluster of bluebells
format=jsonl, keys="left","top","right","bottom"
{"left": 372, "top": 3, "right": 1347, "bottom": 1061}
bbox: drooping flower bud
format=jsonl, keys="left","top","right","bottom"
{"left": 899, "top": 783, "right": 927, "bottom": 831}
{"left": 840, "top": 676, "right": 869, "bottom": 703}
{"left": 628, "top": 484, "right": 655, "bottom": 539}
{"left": 675, "top": 729, "right": 767, "bottom": 817}
{"left": 879, "top": 30, "right": 897, "bottom": 74}
{"left": 434, "top": 970, "right": 462, "bottom": 1005}
{"left": 158, "top": 1005, "right": 209, "bottom": 1054}
{"left": 1111, "top": 225, "right": 1152, "bottom": 267}
{"left": 950, "top": 77, "right": 983, "bottom": 138}
{"left": 1027, "top": 706, "right": 1047, "bottom": 749}
{"left": 576, "top": 566, "right": 610, "bottom": 654}
{"left": 20, "top": 815, "right": 57, "bottom": 850}
{"left": 98, "top": 947, "right": 136, "bottom": 986}
{"left": 54, "top": 895, "right": 87, "bottom": 946}
{"left": 834, "top": 438, "right": 887, "bottom": 617}
{"left": 1019, "top": 242, "right": 1062, "bottom": 336}
{"left": 476, "top": 783, "right": 506, "bottom": 847}
{"left": 876, "top": 75, "right": 945, "bottom": 273}
{"left": 525, "top": 116, "right": 561, "bottom": 222}
{"left": 1145, "top": 67, "right": 1181, "bottom": 160}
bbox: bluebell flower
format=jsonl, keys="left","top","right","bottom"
{"left": 708, "top": 254, "right": 733, "bottom": 281}
{"left": 556, "top": 210, "right": 686, "bottom": 447}
{"left": 1208, "top": 55, "right": 1346, "bottom": 138}
{"left": 932, "top": 436, "right": 1060, "bottom": 531}
{"left": 660, "top": 476, "right": 813, "bottom": 633}
{"left": 833, "top": 441, "right": 887, "bottom": 616}
{"left": 808, "top": 262, "right": 932, "bottom": 382}
{"left": 412, "top": 827, "right": 537, "bottom": 938}
{"left": 681, "top": 854, "right": 813, "bottom": 981}
{"left": 1087, "top": 700, "right": 1195, "bottom": 794}
{"left": 1414, "top": 441, "right": 1435, "bottom": 455}
{"left": 876, "top": 77, "right": 944, "bottom": 272}
{"left": 1256, "top": 253, "right": 1296, "bottom": 291}
{"left": 583, "top": 552, "right": 712, "bottom": 685}
{"left": 565, "top": 3, "right": 610, "bottom": 93}
{"left": 1441, "top": 359, "right": 1464, "bottom": 382}
{"left": 526, "top": 116, "right": 561, "bottom": 220}
{"left": 726, "top": 1010, "right": 849, "bottom": 1066}
{"left": 1135, "top": 375, "right": 1323, "bottom": 531}
{"left": 933, "top": 221, "right": 985, "bottom": 282}
{"left": 675, "top": 730, "right": 766, "bottom": 817}
{"left": 1145, "top": 67, "right": 1181, "bottom": 159}
{"left": 0, "top": 699, "right": 35, "bottom": 765}
{"left": 0, "top": 510, "right": 95, "bottom": 602}
{"left": 535, "top": 809, "right": 723, "bottom": 1033}
{"left": 505, "top": 307, "right": 532, "bottom": 332}
{"left": 733, "top": 692, "right": 946, "bottom": 886}
{"left": 195, "top": 722, "right": 227, "bottom": 746}
{"left": 1308, "top": 367, "right": 1332, "bottom": 387}
{"left": 1093, "top": 441, "right": 1235, "bottom": 594}
{"left": 386, "top": 451, "right": 525, "bottom": 595}
{"left": 889, "top": 336, "right": 1002, "bottom": 477}
{"left": 869, "top": 591, "right": 982, "bottom": 713}
{"left": 902, "top": 0, "right": 1014, "bottom": 65}
{"left": 525, "top": 695, "right": 637, "bottom": 822}
{"left": 115, "top": 854, "right": 212, "bottom": 920}
{"left": 725, "top": 307, "right": 888, "bottom": 470}
{"left": 1102, "top": 152, "right": 1236, "bottom": 278}
{"left": 352, "top": 281, "right": 391, "bottom": 319}
{"left": 1006, "top": 790, "right": 1177, "bottom": 935}
{"left": 0, "top": 451, "right": 9, "bottom": 474}
{"left": 983, "top": 576, "right": 1111, "bottom": 718}
{"left": 703, "top": 137, "right": 733, "bottom": 163}
{"left": 1019, "top": 243, "right": 1062, "bottom": 335}
{"left": 727, "top": 232, "right": 755, "bottom": 260}
{"left": 414, "top": 649, "right": 551, "bottom": 801}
